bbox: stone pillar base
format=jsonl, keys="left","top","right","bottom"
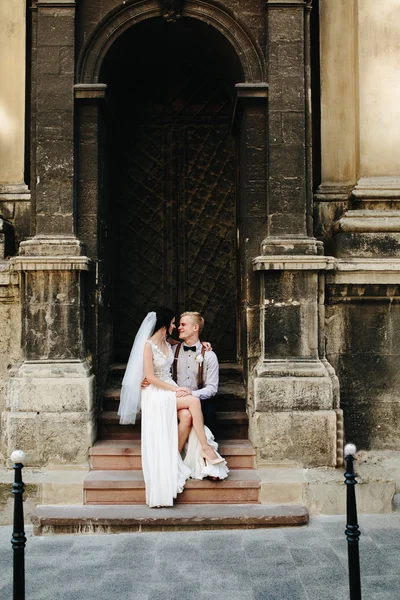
{"left": 249, "top": 360, "right": 338, "bottom": 467}
{"left": 5, "top": 360, "right": 95, "bottom": 466}
{"left": 249, "top": 409, "right": 337, "bottom": 468}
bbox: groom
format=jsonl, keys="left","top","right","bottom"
{"left": 174, "top": 312, "right": 219, "bottom": 451}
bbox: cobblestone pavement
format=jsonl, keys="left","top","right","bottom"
{"left": 1, "top": 511, "right": 400, "bottom": 600}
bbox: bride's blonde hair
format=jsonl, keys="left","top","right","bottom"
{"left": 181, "top": 311, "right": 204, "bottom": 332}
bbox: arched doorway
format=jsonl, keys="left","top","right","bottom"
{"left": 100, "top": 19, "right": 244, "bottom": 362}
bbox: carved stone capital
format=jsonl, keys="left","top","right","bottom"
{"left": 259, "top": 237, "right": 324, "bottom": 256}
{"left": 253, "top": 255, "right": 335, "bottom": 272}
{"left": 74, "top": 84, "right": 107, "bottom": 100}
{"left": 10, "top": 256, "right": 90, "bottom": 272}
{"left": 266, "top": 0, "right": 310, "bottom": 8}
{"left": 35, "top": 0, "right": 76, "bottom": 7}
{"left": 19, "top": 236, "right": 84, "bottom": 257}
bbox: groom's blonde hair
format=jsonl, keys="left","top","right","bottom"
{"left": 181, "top": 311, "right": 204, "bottom": 332}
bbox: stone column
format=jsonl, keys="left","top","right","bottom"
{"left": 335, "top": 0, "right": 400, "bottom": 258}
{"left": 248, "top": 1, "right": 339, "bottom": 467}
{"left": 0, "top": 0, "right": 31, "bottom": 245}
{"left": 75, "top": 84, "right": 113, "bottom": 391}
{"left": 5, "top": 0, "right": 95, "bottom": 467}
{"left": 266, "top": 0, "right": 314, "bottom": 249}
{"left": 234, "top": 84, "right": 268, "bottom": 380}
{"left": 28, "top": 0, "right": 76, "bottom": 241}
{"left": 314, "top": 0, "right": 358, "bottom": 250}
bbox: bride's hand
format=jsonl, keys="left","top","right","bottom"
{"left": 201, "top": 341, "right": 212, "bottom": 352}
{"left": 175, "top": 387, "right": 190, "bottom": 397}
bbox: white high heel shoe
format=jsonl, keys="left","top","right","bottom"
{"left": 200, "top": 448, "right": 225, "bottom": 465}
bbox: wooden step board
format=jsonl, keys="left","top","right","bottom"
{"left": 84, "top": 469, "right": 260, "bottom": 505}
{"left": 98, "top": 411, "right": 249, "bottom": 440}
{"left": 32, "top": 504, "right": 309, "bottom": 535}
{"left": 90, "top": 439, "right": 256, "bottom": 470}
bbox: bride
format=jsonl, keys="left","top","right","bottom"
{"left": 118, "top": 307, "right": 228, "bottom": 507}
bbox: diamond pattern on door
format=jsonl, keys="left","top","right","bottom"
{"left": 114, "top": 127, "right": 175, "bottom": 357}
{"left": 182, "top": 126, "right": 236, "bottom": 359}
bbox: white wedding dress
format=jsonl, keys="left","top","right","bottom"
{"left": 141, "top": 340, "right": 229, "bottom": 507}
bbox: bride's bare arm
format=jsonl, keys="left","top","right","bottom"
{"left": 143, "top": 343, "right": 188, "bottom": 393}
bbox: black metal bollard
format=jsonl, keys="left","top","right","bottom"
{"left": 10, "top": 450, "right": 26, "bottom": 600}
{"left": 344, "top": 443, "right": 362, "bottom": 600}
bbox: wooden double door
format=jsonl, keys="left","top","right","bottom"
{"left": 112, "top": 82, "right": 237, "bottom": 362}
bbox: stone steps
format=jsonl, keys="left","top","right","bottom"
{"left": 97, "top": 410, "right": 249, "bottom": 440}
{"left": 99, "top": 361, "right": 248, "bottom": 441}
{"left": 89, "top": 439, "right": 256, "bottom": 470}
{"left": 53, "top": 360, "right": 312, "bottom": 531}
{"left": 32, "top": 503, "right": 309, "bottom": 535}
{"left": 84, "top": 469, "right": 261, "bottom": 505}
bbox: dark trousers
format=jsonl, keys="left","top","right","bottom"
{"left": 201, "top": 398, "right": 217, "bottom": 437}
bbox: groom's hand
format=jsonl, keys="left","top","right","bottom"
{"left": 141, "top": 378, "right": 150, "bottom": 389}
{"left": 175, "top": 387, "right": 191, "bottom": 397}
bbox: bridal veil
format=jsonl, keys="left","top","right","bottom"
{"left": 118, "top": 311, "right": 156, "bottom": 424}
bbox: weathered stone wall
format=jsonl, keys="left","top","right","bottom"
{"left": 326, "top": 275, "right": 400, "bottom": 451}
{"left": 0, "top": 263, "right": 21, "bottom": 466}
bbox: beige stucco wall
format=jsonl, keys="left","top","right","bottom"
{"left": 0, "top": 0, "right": 26, "bottom": 186}
{"left": 358, "top": 0, "right": 400, "bottom": 177}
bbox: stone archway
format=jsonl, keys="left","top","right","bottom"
{"left": 76, "top": 1, "right": 268, "bottom": 369}
{"left": 77, "top": 0, "right": 264, "bottom": 85}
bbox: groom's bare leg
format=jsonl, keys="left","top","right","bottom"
{"left": 177, "top": 409, "right": 192, "bottom": 452}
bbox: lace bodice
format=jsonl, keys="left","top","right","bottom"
{"left": 147, "top": 341, "right": 175, "bottom": 384}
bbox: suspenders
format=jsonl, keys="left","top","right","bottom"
{"left": 172, "top": 343, "right": 182, "bottom": 382}
{"left": 172, "top": 343, "right": 206, "bottom": 389}
{"left": 197, "top": 345, "right": 206, "bottom": 388}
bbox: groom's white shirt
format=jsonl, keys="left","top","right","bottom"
{"left": 176, "top": 340, "right": 219, "bottom": 400}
